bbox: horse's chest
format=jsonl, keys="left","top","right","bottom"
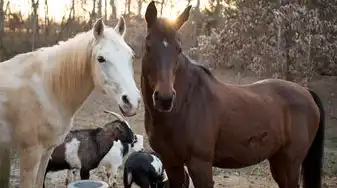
{"left": 148, "top": 124, "right": 188, "bottom": 159}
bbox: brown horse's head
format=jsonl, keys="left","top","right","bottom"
{"left": 143, "top": 1, "right": 191, "bottom": 112}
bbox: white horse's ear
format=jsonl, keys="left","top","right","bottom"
{"left": 93, "top": 18, "right": 105, "bottom": 40}
{"left": 114, "top": 16, "right": 126, "bottom": 38}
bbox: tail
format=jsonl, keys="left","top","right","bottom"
{"left": 302, "top": 89, "right": 325, "bottom": 188}
{"left": 123, "top": 167, "right": 133, "bottom": 188}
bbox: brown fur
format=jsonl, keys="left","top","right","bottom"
{"left": 141, "top": 2, "right": 325, "bottom": 188}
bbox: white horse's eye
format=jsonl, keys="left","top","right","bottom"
{"left": 97, "top": 56, "right": 106, "bottom": 63}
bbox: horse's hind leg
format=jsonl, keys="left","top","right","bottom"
{"left": 269, "top": 153, "right": 301, "bottom": 188}
{"left": 0, "top": 145, "right": 11, "bottom": 188}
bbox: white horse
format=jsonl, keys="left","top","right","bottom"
{"left": 0, "top": 17, "right": 141, "bottom": 188}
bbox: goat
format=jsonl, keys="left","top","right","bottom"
{"left": 92, "top": 134, "right": 144, "bottom": 187}
{"left": 123, "top": 151, "right": 194, "bottom": 188}
{"left": 43, "top": 110, "right": 134, "bottom": 188}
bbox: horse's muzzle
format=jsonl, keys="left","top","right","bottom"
{"left": 152, "top": 91, "right": 176, "bottom": 112}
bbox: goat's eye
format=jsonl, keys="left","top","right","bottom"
{"left": 97, "top": 56, "right": 105, "bottom": 63}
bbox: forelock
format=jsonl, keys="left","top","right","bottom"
{"left": 104, "top": 28, "right": 134, "bottom": 55}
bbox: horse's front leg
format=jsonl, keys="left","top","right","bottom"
{"left": 164, "top": 164, "right": 188, "bottom": 188}
{"left": 186, "top": 157, "right": 214, "bottom": 188}
{"left": 36, "top": 147, "right": 54, "bottom": 188}
{"left": 19, "top": 144, "right": 43, "bottom": 188}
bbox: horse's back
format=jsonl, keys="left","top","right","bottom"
{"left": 246, "top": 79, "right": 318, "bottom": 113}
{"left": 213, "top": 78, "right": 320, "bottom": 168}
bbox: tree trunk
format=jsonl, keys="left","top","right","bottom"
{"left": 196, "top": 0, "right": 200, "bottom": 11}
{"left": 160, "top": 0, "right": 165, "bottom": 16}
{"left": 279, "top": 0, "right": 293, "bottom": 81}
{"left": 124, "top": 0, "right": 131, "bottom": 16}
{"left": 44, "top": 0, "right": 49, "bottom": 40}
{"left": 104, "top": 0, "right": 107, "bottom": 21}
{"left": 89, "top": 0, "right": 96, "bottom": 26}
{"left": 137, "top": 0, "right": 142, "bottom": 18}
{"left": 71, "top": 0, "right": 75, "bottom": 19}
{"left": 0, "top": 0, "right": 4, "bottom": 61}
{"left": 127, "top": 0, "right": 131, "bottom": 16}
{"left": 110, "top": 0, "right": 116, "bottom": 19}
{"left": 97, "top": 0, "right": 102, "bottom": 18}
{"left": 31, "top": 0, "right": 39, "bottom": 51}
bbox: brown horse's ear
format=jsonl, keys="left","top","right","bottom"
{"left": 174, "top": 5, "right": 192, "bottom": 30}
{"left": 93, "top": 18, "right": 105, "bottom": 40}
{"left": 145, "top": 1, "right": 158, "bottom": 28}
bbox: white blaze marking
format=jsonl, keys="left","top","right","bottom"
{"left": 162, "top": 39, "right": 168, "bottom": 47}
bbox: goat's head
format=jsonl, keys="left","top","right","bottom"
{"left": 130, "top": 134, "right": 144, "bottom": 152}
{"left": 103, "top": 110, "right": 135, "bottom": 143}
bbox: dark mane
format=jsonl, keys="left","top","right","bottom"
{"left": 183, "top": 53, "right": 215, "bottom": 80}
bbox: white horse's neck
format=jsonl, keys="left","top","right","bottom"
{"left": 40, "top": 31, "right": 95, "bottom": 118}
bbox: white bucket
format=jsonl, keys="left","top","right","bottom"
{"left": 67, "top": 180, "right": 109, "bottom": 188}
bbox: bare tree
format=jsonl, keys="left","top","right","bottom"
{"left": 89, "top": 0, "right": 97, "bottom": 25}
{"left": 127, "top": 0, "right": 131, "bottom": 15}
{"left": 97, "top": 0, "right": 102, "bottom": 18}
{"left": 110, "top": 0, "right": 116, "bottom": 19}
{"left": 124, "top": 0, "right": 131, "bottom": 16}
{"left": 137, "top": 0, "right": 143, "bottom": 18}
{"left": 31, "top": 0, "right": 39, "bottom": 50}
{"left": 160, "top": 0, "right": 165, "bottom": 16}
{"left": 0, "top": 0, "right": 4, "bottom": 61}
{"left": 104, "top": 0, "right": 107, "bottom": 21}
{"left": 44, "top": 0, "right": 49, "bottom": 40}
{"left": 196, "top": 0, "right": 200, "bottom": 11}
{"left": 71, "top": 0, "right": 75, "bottom": 19}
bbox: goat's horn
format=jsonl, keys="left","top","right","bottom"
{"left": 104, "top": 109, "right": 124, "bottom": 121}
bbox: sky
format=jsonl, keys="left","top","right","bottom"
{"left": 8, "top": 0, "right": 210, "bottom": 22}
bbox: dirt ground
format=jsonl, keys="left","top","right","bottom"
{"left": 9, "top": 59, "right": 337, "bottom": 188}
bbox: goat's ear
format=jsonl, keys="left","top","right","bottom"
{"left": 145, "top": 1, "right": 157, "bottom": 28}
{"left": 93, "top": 18, "right": 105, "bottom": 40}
{"left": 174, "top": 5, "right": 192, "bottom": 30}
{"left": 114, "top": 16, "right": 126, "bottom": 38}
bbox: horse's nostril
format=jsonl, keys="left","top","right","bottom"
{"left": 122, "top": 95, "right": 130, "bottom": 106}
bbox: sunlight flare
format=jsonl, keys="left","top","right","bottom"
{"left": 166, "top": 15, "right": 177, "bottom": 22}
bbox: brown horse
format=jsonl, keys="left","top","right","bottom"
{"left": 141, "top": 2, "right": 325, "bottom": 188}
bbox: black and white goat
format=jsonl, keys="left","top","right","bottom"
{"left": 123, "top": 151, "right": 194, "bottom": 188}
{"left": 89, "top": 133, "right": 144, "bottom": 187}
{"left": 43, "top": 110, "right": 134, "bottom": 188}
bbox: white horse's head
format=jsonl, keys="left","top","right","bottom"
{"left": 91, "top": 17, "right": 141, "bottom": 117}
